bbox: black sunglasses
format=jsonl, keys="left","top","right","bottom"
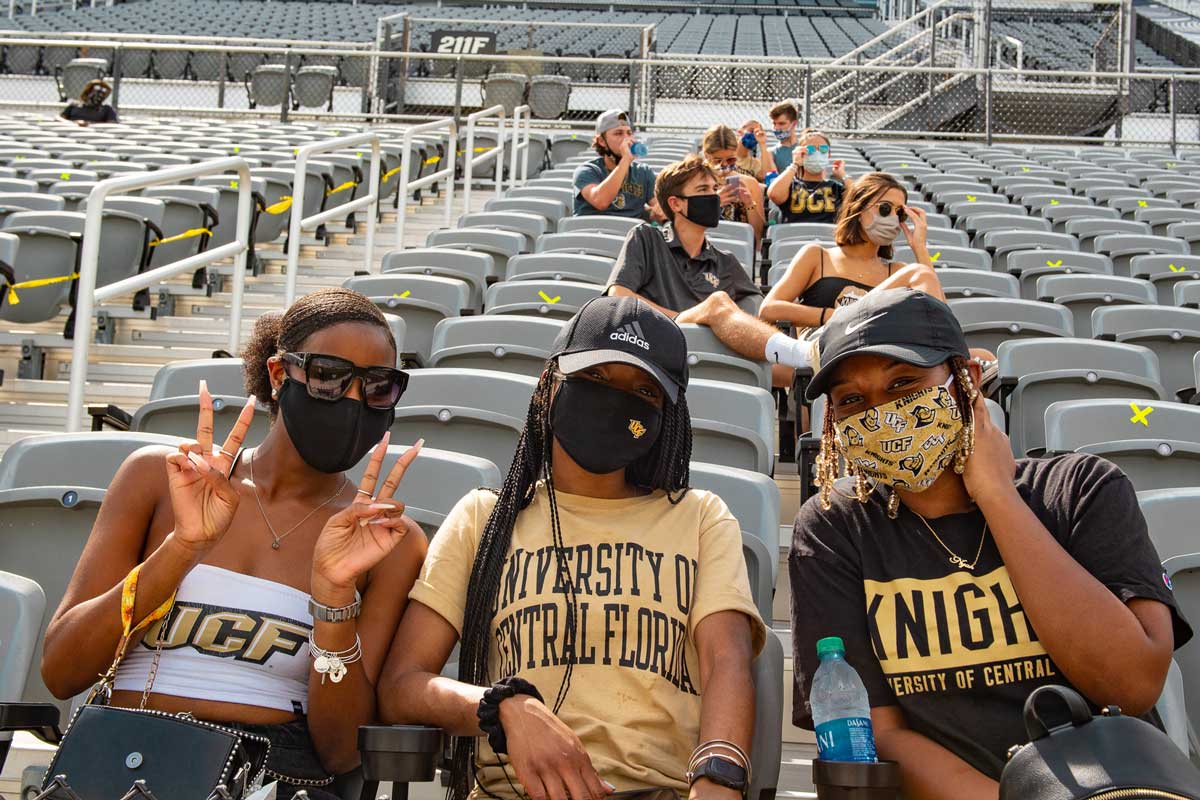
{"left": 875, "top": 201, "right": 908, "bottom": 224}
{"left": 281, "top": 352, "right": 408, "bottom": 409}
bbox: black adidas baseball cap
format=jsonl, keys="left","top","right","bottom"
{"left": 553, "top": 295, "right": 689, "bottom": 403}
{"left": 805, "top": 288, "right": 969, "bottom": 401}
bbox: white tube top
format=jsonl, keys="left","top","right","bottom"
{"left": 113, "top": 564, "right": 313, "bottom": 714}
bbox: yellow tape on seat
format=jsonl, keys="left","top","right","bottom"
{"left": 326, "top": 180, "right": 358, "bottom": 197}
{"left": 4, "top": 272, "right": 79, "bottom": 305}
{"left": 264, "top": 195, "right": 292, "bottom": 215}
{"left": 149, "top": 227, "right": 211, "bottom": 247}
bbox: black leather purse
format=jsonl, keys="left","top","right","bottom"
{"left": 999, "top": 684, "right": 1200, "bottom": 800}
{"left": 41, "top": 595, "right": 270, "bottom": 799}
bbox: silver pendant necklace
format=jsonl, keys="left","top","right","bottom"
{"left": 248, "top": 450, "right": 348, "bottom": 550}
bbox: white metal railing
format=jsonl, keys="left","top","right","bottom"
{"left": 393, "top": 116, "right": 458, "bottom": 251}
{"left": 996, "top": 34, "right": 1025, "bottom": 77}
{"left": 508, "top": 104, "right": 532, "bottom": 191}
{"left": 284, "top": 132, "right": 381, "bottom": 306}
{"left": 462, "top": 104, "right": 506, "bottom": 214}
{"left": 66, "top": 157, "right": 253, "bottom": 432}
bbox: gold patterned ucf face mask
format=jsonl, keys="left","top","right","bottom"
{"left": 834, "top": 379, "right": 963, "bottom": 492}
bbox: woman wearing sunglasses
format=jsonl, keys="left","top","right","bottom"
{"left": 41, "top": 288, "right": 426, "bottom": 797}
{"left": 765, "top": 128, "right": 854, "bottom": 225}
{"left": 701, "top": 124, "right": 766, "bottom": 244}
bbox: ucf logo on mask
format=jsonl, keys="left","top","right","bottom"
{"left": 629, "top": 419, "right": 647, "bottom": 439}
{"left": 834, "top": 382, "right": 964, "bottom": 492}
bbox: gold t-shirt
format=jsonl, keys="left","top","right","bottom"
{"left": 410, "top": 484, "right": 767, "bottom": 799}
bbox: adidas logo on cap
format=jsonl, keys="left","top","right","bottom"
{"left": 610, "top": 321, "right": 650, "bottom": 350}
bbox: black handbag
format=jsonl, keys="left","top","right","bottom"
{"left": 999, "top": 684, "right": 1200, "bottom": 800}
{"left": 41, "top": 600, "right": 270, "bottom": 800}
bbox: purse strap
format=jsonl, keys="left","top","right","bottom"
{"left": 1022, "top": 684, "right": 1095, "bottom": 741}
{"left": 87, "top": 564, "right": 178, "bottom": 706}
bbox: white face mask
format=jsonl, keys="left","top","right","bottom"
{"left": 803, "top": 151, "right": 829, "bottom": 173}
{"left": 864, "top": 214, "right": 901, "bottom": 245}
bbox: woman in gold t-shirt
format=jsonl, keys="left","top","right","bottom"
{"left": 379, "top": 295, "right": 766, "bottom": 800}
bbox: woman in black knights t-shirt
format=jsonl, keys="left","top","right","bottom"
{"left": 789, "top": 288, "right": 1191, "bottom": 800}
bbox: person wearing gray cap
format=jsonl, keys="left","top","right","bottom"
{"left": 572, "top": 109, "right": 661, "bottom": 220}
{"left": 789, "top": 288, "right": 1190, "bottom": 799}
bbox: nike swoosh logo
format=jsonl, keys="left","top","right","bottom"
{"left": 844, "top": 313, "right": 887, "bottom": 335}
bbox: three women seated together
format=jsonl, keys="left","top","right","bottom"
{"left": 43, "top": 284, "right": 1190, "bottom": 800}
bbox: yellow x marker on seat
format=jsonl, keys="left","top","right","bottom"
{"left": 538, "top": 290, "right": 561, "bottom": 303}
{"left": 1138, "top": 200, "right": 1149, "bottom": 207}
{"left": 1021, "top": 166, "right": 1031, "bottom": 172}
{"left": 60, "top": 172, "right": 70, "bottom": 180}
{"left": 1130, "top": 402, "right": 1154, "bottom": 426}
{"left": 900, "top": 162, "right": 909, "bottom": 167}
{"left": 930, "top": 251, "right": 941, "bottom": 263}
{"left": 1170, "top": 264, "right": 1187, "bottom": 273}
{"left": 392, "top": 290, "right": 411, "bottom": 299}
{"left": 1049, "top": 199, "right": 1060, "bottom": 205}
{"left": 966, "top": 195, "right": 977, "bottom": 202}
{"left": 1046, "top": 259, "right": 1063, "bottom": 267}
{"left": 229, "top": 180, "right": 238, "bottom": 189}
{"left": 1168, "top": 162, "right": 1177, "bottom": 168}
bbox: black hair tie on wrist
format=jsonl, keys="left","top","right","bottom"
{"left": 477, "top": 677, "right": 544, "bottom": 756}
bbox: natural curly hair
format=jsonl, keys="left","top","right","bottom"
{"left": 241, "top": 287, "right": 396, "bottom": 414}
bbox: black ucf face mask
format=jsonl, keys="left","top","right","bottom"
{"left": 550, "top": 377, "right": 663, "bottom": 475}
{"left": 678, "top": 193, "right": 721, "bottom": 228}
{"left": 276, "top": 378, "right": 395, "bottom": 474}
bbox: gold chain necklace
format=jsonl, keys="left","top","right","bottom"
{"left": 911, "top": 510, "right": 989, "bottom": 571}
{"left": 248, "top": 450, "right": 348, "bottom": 550}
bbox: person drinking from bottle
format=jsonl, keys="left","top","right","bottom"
{"left": 789, "top": 288, "right": 1191, "bottom": 800}
{"left": 735, "top": 119, "right": 771, "bottom": 182}
{"left": 573, "top": 109, "right": 662, "bottom": 221}
{"left": 41, "top": 288, "right": 427, "bottom": 798}
{"left": 379, "top": 295, "right": 766, "bottom": 800}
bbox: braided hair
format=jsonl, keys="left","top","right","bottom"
{"left": 241, "top": 287, "right": 395, "bottom": 415}
{"left": 815, "top": 356, "right": 977, "bottom": 518}
{"left": 450, "top": 361, "right": 693, "bottom": 800}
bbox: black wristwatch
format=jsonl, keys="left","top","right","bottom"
{"left": 688, "top": 756, "right": 748, "bottom": 793}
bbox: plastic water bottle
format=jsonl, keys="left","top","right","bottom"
{"left": 811, "top": 636, "right": 878, "bottom": 763}
{"left": 630, "top": 141, "right": 649, "bottom": 158}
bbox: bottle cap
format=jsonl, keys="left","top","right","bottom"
{"left": 816, "top": 636, "right": 845, "bottom": 658}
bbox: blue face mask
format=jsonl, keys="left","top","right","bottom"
{"left": 774, "top": 129, "right": 791, "bottom": 142}
{"left": 741, "top": 131, "right": 758, "bottom": 152}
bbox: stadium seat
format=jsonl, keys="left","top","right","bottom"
{"left": 389, "top": 368, "right": 537, "bottom": 478}
{"left": 936, "top": 268, "right": 1019, "bottom": 299}
{"left": 767, "top": 222, "right": 836, "bottom": 244}
{"left": 293, "top": 65, "right": 337, "bottom": 111}
{"left": 947, "top": 297, "right": 1074, "bottom": 354}
{"left": 505, "top": 252, "right": 614, "bottom": 285}
{"left": 1094, "top": 233, "right": 1190, "bottom": 278}
{"left": 1043, "top": 205, "right": 1120, "bottom": 232}
{"left": 1168, "top": 222, "right": 1200, "bottom": 255}
{"left": 382, "top": 247, "right": 495, "bottom": 309}
{"left": 428, "top": 315, "right": 562, "bottom": 376}
{"left": 483, "top": 73, "right": 529, "bottom": 116}
{"left": 247, "top": 63, "right": 291, "bottom": 108}
{"left": 535, "top": 231, "right": 626, "bottom": 259}
{"left": 0, "top": 217, "right": 80, "bottom": 328}
{"left": 140, "top": 185, "right": 219, "bottom": 269}
{"left": 193, "top": 174, "right": 267, "bottom": 250}
{"left": 997, "top": 338, "right": 1167, "bottom": 457}
{"left": 484, "top": 197, "right": 569, "bottom": 227}
{"left": 1092, "top": 305, "right": 1200, "bottom": 399}
{"left": 1044, "top": 399, "right": 1200, "bottom": 491}
{"left": 426, "top": 228, "right": 525, "bottom": 278}
{"left": 890, "top": 243, "right": 990, "bottom": 271}
{"left": 506, "top": 185, "right": 575, "bottom": 208}
{"left": 1176, "top": 281, "right": 1200, "bottom": 309}
{"left": 345, "top": 274, "right": 474, "bottom": 367}
{"left": 528, "top": 76, "right": 571, "bottom": 120}
{"left": 0, "top": 570, "right": 44, "bottom": 724}
{"left": 1035, "top": 274, "right": 1157, "bottom": 338}
{"left": 1005, "top": 249, "right": 1113, "bottom": 300}
{"left": 484, "top": 280, "right": 601, "bottom": 320}
{"left": 1127, "top": 254, "right": 1200, "bottom": 306}
{"left": 678, "top": 323, "right": 771, "bottom": 390}
{"left": 459, "top": 211, "right": 547, "bottom": 252}
{"left": 0, "top": 193, "right": 65, "bottom": 214}
{"left": 1064, "top": 218, "right": 1151, "bottom": 253}
{"left": 687, "top": 379, "right": 774, "bottom": 475}
{"left": 557, "top": 215, "right": 642, "bottom": 238}
{"left": 1134, "top": 207, "right": 1200, "bottom": 237}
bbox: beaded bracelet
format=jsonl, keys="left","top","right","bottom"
{"left": 308, "top": 632, "right": 362, "bottom": 684}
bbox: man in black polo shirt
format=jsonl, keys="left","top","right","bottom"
{"left": 607, "top": 155, "right": 814, "bottom": 371}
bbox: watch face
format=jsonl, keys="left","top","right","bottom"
{"left": 701, "top": 757, "right": 746, "bottom": 789}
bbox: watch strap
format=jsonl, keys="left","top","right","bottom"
{"left": 308, "top": 591, "right": 362, "bottom": 623}
{"left": 688, "top": 755, "right": 748, "bottom": 792}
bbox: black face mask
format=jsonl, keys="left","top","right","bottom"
{"left": 276, "top": 378, "right": 395, "bottom": 474}
{"left": 678, "top": 193, "right": 721, "bottom": 229}
{"left": 551, "top": 378, "right": 663, "bottom": 475}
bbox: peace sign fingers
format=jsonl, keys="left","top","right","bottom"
{"left": 213, "top": 394, "right": 258, "bottom": 476}
{"left": 196, "top": 380, "right": 215, "bottom": 455}
{"left": 376, "top": 439, "right": 423, "bottom": 502}
{"left": 354, "top": 431, "right": 392, "bottom": 502}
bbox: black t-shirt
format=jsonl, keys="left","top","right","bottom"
{"left": 61, "top": 102, "right": 118, "bottom": 124}
{"left": 776, "top": 178, "right": 845, "bottom": 224}
{"left": 607, "top": 222, "right": 762, "bottom": 314}
{"left": 789, "top": 453, "right": 1192, "bottom": 780}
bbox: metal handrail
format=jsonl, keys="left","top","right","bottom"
{"left": 393, "top": 116, "right": 458, "bottom": 251}
{"left": 66, "top": 157, "right": 253, "bottom": 432}
{"left": 509, "top": 104, "right": 532, "bottom": 191}
{"left": 463, "top": 104, "right": 506, "bottom": 214}
{"left": 284, "top": 132, "right": 382, "bottom": 306}
{"left": 818, "top": 0, "right": 957, "bottom": 69}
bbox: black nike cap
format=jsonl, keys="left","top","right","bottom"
{"left": 552, "top": 295, "right": 688, "bottom": 403}
{"left": 805, "top": 288, "right": 969, "bottom": 401}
